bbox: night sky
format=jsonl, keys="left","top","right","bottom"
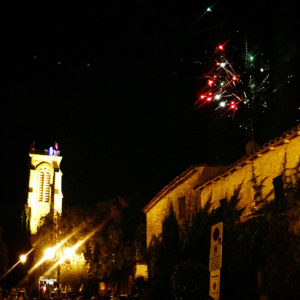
{"left": 0, "top": 1, "right": 298, "bottom": 255}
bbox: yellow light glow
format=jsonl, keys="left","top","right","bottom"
{"left": 63, "top": 247, "right": 75, "bottom": 260}
{"left": 20, "top": 255, "right": 27, "bottom": 264}
{"left": 0, "top": 248, "right": 34, "bottom": 281}
{"left": 44, "top": 247, "right": 56, "bottom": 260}
{"left": 135, "top": 264, "right": 148, "bottom": 279}
{"left": 27, "top": 229, "right": 80, "bottom": 276}
{"left": 44, "top": 216, "right": 111, "bottom": 276}
{"left": 99, "top": 282, "right": 106, "bottom": 290}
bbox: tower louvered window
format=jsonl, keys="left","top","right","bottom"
{"left": 38, "top": 168, "right": 51, "bottom": 202}
{"left": 38, "top": 172, "right": 44, "bottom": 201}
{"left": 44, "top": 172, "right": 51, "bottom": 202}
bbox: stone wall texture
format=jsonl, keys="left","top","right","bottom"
{"left": 144, "top": 126, "right": 300, "bottom": 246}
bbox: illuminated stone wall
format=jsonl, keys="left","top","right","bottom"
{"left": 144, "top": 165, "right": 226, "bottom": 246}
{"left": 144, "top": 126, "right": 300, "bottom": 246}
{"left": 27, "top": 152, "right": 63, "bottom": 234}
{"left": 199, "top": 135, "right": 300, "bottom": 213}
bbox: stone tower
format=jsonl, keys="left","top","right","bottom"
{"left": 27, "top": 143, "right": 63, "bottom": 235}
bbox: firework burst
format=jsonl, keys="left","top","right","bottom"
{"left": 194, "top": 41, "right": 270, "bottom": 123}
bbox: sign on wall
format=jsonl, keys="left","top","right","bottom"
{"left": 209, "top": 269, "right": 221, "bottom": 299}
{"left": 209, "top": 222, "right": 223, "bottom": 271}
{"left": 209, "top": 222, "right": 223, "bottom": 300}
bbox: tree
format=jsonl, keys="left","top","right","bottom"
{"left": 171, "top": 260, "right": 208, "bottom": 300}
{"left": 25, "top": 207, "right": 91, "bottom": 296}
{"left": 83, "top": 197, "right": 145, "bottom": 297}
{"left": 146, "top": 204, "right": 180, "bottom": 300}
{"left": 251, "top": 174, "right": 300, "bottom": 299}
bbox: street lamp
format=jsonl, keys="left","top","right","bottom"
{"left": 44, "top": 248, "right": 56, "bottom": 260}
{"left": 63, "top": 247, "right": 75, "bottom": 260}
{"left": 20, "top": 254, "right": 27, "bottom": 264}
{"left": 43, "top": 245, "right": 76, "bottom": 296}
{"left": 43, "top": 247, "right": 61, "bottom": 296}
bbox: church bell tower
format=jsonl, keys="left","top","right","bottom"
{"left": 27, "top": 143, "right": 63, "bottom": 235}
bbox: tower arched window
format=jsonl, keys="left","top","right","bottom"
{"left": 37, "top": 168, "right": 51, "bottom": 202}
{"left": 38, "top": 172, "right": 44, "bottom": 201}
{"left": 44, "top": 172, "right": 51, "bottom": 202}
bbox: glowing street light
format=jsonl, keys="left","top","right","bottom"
{"left": 63, "top": 247, "right": 75, "bottom": 260}
{"left": 44, "top": 247, "right": 56, "bottom": 260}
{"left": 0, "top": 248, "right": 34, "bottom": 281}
{"left": 20, "top": 254, "right": 27, "bottom": 264}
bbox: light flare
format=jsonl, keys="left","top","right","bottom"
{"left": 27, "top": 229, "right": 79, "bottom": 275}
{"left": 43, "top": 216, "right": 111, "bottom": 277}
{"left": 0, "top": 248, "right": 34, "bottom": 280}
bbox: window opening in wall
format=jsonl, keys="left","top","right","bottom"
{"left": 37, "top": 168, "right": 51, "bottom": 202}
{"left": 38, "top": 172, "right": 44, "bottom": 201}
{"left": 273, "top": 174, "right": 284, "bottom": 199}
{"left": 44, "top": 172, "right": 51, "bottom": 202}
{"left": 178, "top": 196, "right": 186, "bottom": 220}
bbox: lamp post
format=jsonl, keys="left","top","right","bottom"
{"left": 43, "top": 245, "right": 76, "bottom": 296}
{"left": 43, "top": 247, "right": 61, "bottom": 296}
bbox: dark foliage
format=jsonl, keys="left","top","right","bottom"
{"left": 146, "top": 175, "right": 300, "bottom": 299}
{"left": 171, "top": 260, "right": 209, "bottom": 300}
{"left": 82, "top": 198, "right": 146, "bottom": 297}
{"left": 146, "top": 204, "right": 180, "bottom": 300}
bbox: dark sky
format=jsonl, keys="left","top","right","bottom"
{"left": 0, "top": 1, "right": 298, "bottom": 249}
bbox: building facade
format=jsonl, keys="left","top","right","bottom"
{"left": 27, "top": 144, "right": 63, "bottom": 235}
{"left": 143, "top": 125, "right": 300, "bottom": 246}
